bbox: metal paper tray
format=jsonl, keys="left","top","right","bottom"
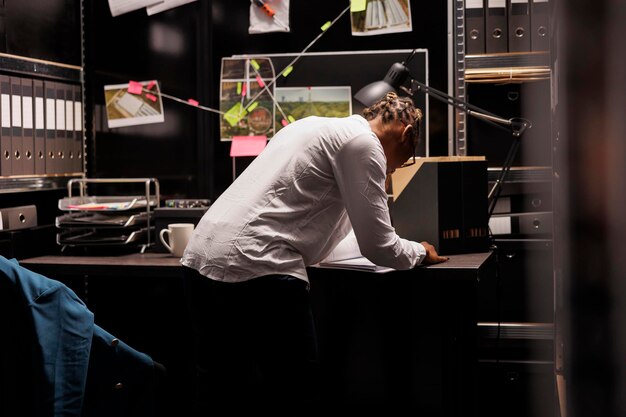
{"left": 56, "top": 227, "right": 154, "bottom": 246}
{"left": 58, "top": 196, "right": 158, "bottom": 212}
{"left": 55, "top": 211, "right": 152, "bottom": 228}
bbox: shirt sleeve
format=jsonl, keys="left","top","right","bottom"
{"left": 332, "top": 133, "right": 426, "bottom": 269}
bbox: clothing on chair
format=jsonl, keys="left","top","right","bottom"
{"left": 0, "top": 255, "right": 163, "bottom": 417}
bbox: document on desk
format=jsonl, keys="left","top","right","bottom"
{"left": 316, "top": 230, "right": 395, "bottom": 273}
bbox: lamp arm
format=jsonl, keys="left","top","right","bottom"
{"left": 402, "top": 79, "right": 531, "bottom": 137}
{"left": 398, "top": 75, "right": 533, "bottom": 219}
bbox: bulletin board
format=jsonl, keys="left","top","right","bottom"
{"left": 222, "top": 49, "right": 430, "bottom": 157}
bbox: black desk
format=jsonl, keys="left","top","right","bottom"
{"left": 20, "top": 251, "right": 494, "bottom": 416}
{"left": 308, "top": 252, "right": 494, "bottom": 415}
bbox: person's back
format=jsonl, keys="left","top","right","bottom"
{"left": 183, "top": 114, "right": 386, "bottom": 284}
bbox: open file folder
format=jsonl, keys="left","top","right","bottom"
{"left": 316, "top": 229, "right": 394, "bottom": 273}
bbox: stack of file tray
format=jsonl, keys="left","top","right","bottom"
{"left": 55, "top": 175, "right": 161, "bottom": 254}
{"left": 56, "top": 196, "right": 157, "bottom": 250}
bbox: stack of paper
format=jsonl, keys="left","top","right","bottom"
{"left": 316, "top": 230, "right": 395, "bottom": 273}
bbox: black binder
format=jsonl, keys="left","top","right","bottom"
{"left": 44, "top": 80, "right": 57, "bottom": 174}
{"left": 64, "top": 84, "right": 75, "bottom": 173}
{"left": 10, "top": 77, "right": 23, "bottom": 176}
{"left": 486, "top": 0, "right": 508, "bottom": 53}
{"left": 21, "top": 78, "right": 35, "bottom": 176}
{"left": 530, "top": 0, "right": 549, "bottom": 51}
{"left": 508, "top": 0, "right": 531, "bottom": 52}
{"left": 73, "top": 85, "right": 83, "bottom": 173}
{"left": 55, "top": 82, "right": 67, "bottom": 174}
{"left": 0, "top": 75, "right": 11, "bottom": 177}
{"left": 33, "top": 79, "right": 46, "bottom": 175}
{"left": 465, "top": 0, "right": 485, "bottom": 55}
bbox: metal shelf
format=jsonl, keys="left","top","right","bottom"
{"left": 465, "top": 52, "right": 550, "bottom": 83}
{"left": 0, "top": 53, "right": 83, "bottom": 83}
{"left": 488, "top": 166, "right": 553, "bottom": 183}
{"left": 0, "top": 175, "right": 85, "bottom": 194}
{"left": 465, "top": 52, "right": 551, "bottom": 70}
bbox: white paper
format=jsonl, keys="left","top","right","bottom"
{"left": 22, "top": 97, "right": 33, "bottom": 129}
{"left": 46, "top": 98, "right": 56, "bottom": 130}
{"left": 104, "top": 80, "right": 165, "bottom": 128}
{"left": 11, "top": 95, "right": 22, "bottom": 127}
{"left": 35, "top": 97, "right": 44, "bottom": 130}
{"left": 146, "top": 0, "right": 196, "bottom": 16}
{"left": 116, "top": 93, "right": 144, "bottom": 115}
{"left": 66, "top": 101, "right": 73, "bottom": 132}
{"left": 489, "top": 216, "right": 512, "bottom": 235}
{"left": 108, "top": 0, "right": 163, "bottom": 17}
{"left": 74, "top": 101, "right": 82, "bottom": 131}
{"left": 1, "top": 94, "right": 11, "bottom": 128}
{"left": 351, "top": 0, "right": 412, "bottom": 37}
{"left": 321, "top": 229, "right": 362, "bottom": 263}
{"left": 56, "top": 99, "right": 66, "bottom": 130}
{"left": 316, "top": 229, "right": 395, "bottom": 273}
{"left": 249, "top": 0, "right": 290, "bottom": 34}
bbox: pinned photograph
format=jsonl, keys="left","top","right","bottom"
{"left": 220, "top": 57, "right": 276, "bottom": 141}
{"left": 350, "top": 0, "right": 412, "bottom": 36}
{"left": 104, "top": 80, "right": 165, "bottom": 128}
{"left": 274, "top": 86, "right": 352, "bottom": 134}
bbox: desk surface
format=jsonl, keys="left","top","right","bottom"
{"left": 20, "top": 251, "right": 493, "bottom": 280}
{"left": 21, "top": 252, "right": 182, "bottom": 268}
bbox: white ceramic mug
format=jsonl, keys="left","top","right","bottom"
{"left": 159, "top": 223, "right": 194, "bottom": 257}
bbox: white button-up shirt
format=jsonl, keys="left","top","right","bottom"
{"left": 181, "top": 115, "right": 426, "bottom": 285}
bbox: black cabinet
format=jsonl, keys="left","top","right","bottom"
{"left": 19, "top": 258, "right": 195, "bottom": 417}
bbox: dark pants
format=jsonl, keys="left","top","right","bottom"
{"left": 183, "top": 267, "right": 320, "bottom": 415}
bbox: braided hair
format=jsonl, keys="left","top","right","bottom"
{"left": 362, "top": 92, "right": 423, "bottom": 144}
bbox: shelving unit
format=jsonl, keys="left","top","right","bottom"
{"left": 0, "top": 53, "right": 86, "bottom": 192}
{"left": 452, "top": 1, "right": 556, "bottom": 416}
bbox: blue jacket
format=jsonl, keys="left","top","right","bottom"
{"left": 0, "top": 256, "right": 158, "bottom": 417}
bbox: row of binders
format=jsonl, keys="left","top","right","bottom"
{"left": 465, "top": 0, "right": 550, "bottom": 55}
{"left": 0, "top": 74, "right": 83, "bottom": 178}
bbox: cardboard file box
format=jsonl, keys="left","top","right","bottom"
{"left": 389, "top": 156, "right": 489, "bottom": 255}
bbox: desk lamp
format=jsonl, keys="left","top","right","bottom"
{"left": 354, "top": 49, "right": 532, "bottom": 219}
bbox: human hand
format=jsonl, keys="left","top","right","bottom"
{"left": 420, "top": 241, "right": 449, "bottom": 265}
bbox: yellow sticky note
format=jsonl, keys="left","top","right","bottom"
{"left": 320, "top": 21, "right": 331, "bottom": 31}
{"left": 351, "top": 0, "right": 366, "bottom": 12}
{"left": 250, "top": 59, "right": 260, "bottom": 71}
{"left": 236, "top": 82, "right": 242, "bottom": 95}
{"left": 282, "top": 66, "right": 294, "bottom": 77}
{"left": 224, "top": 103, "right": 247, "bottom": 127}
{"left": 287, "top": 115, "right": 296, "bottom": 123}
{"left": 246, "top": 102, "right": 259, "bottom": 112}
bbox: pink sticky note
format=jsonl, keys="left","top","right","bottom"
{"left": 281, "top": 119, "right": 289, "bottom": 127}
{"left": 256, "top": 75, "right": 265, "bottom": 88}
{"left": 128, "top": 81, "right": 143, "bottom": 94}
{"left": 188, "top": 98, "right": 199, "bottom": 106}
{"left": 146, "top": 80, "right": 156, "bottom": 90}
{"left": 145, "top": 93, "right": 157, "bottom": 102}
{"left": 241, "top": 83, "right": 247, "bottom": 97}
{"left": 230, "top": 136, "right": 267, "bottom": 157}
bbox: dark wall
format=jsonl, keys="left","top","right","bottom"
{"left": 84, "top": 1, "right": 210, "bottom": 201}
{"left": 83, "top": 0, "right": 448, "bottom": 201}
{"left": 0, "top": 0, "right": 81, "bottom": 66}
{"left": 209, "top": 0, "right": 449, "bottom": 196}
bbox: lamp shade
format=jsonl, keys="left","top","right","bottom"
{"left": 354, "top": 62, "right": 411, "bottom": 107}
